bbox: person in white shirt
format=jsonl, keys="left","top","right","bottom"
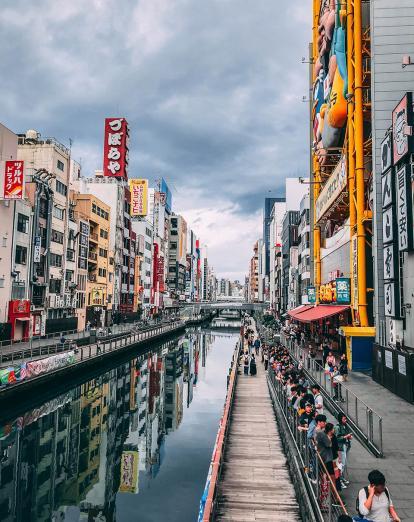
{"left": 357, "top": 470, "right": 400, "bottom": 522}
{"left": 311, "top": 384, "right": 324, "bottom": 414}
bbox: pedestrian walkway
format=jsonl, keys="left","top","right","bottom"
{"left": 215, "top": 357, "right": 299, "bottom": 521}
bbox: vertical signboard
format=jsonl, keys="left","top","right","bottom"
{"left": 383, "top": 244, "right": 397, "bottom": 281}
{"left": 395, "top": 164, "right": 413, "bottom": 251}
{"left": 33, "top": 236, "right": 41, "bottom": 263}
{"left": 129, "top": 179, "right": 148, "bottom": 216}
{"left": 3, "top": 161, "right": 24, "bottom": 199}
{"left": 381, "top": 170, "right": 393, "bottom": 208}
{"left": 382, "top": 206, "right": 395, "bottom": 244}
{"left": 380, "top": 132, "right": 393, "bottom": 174}
{"left": 307, "top": 286, "right": 316, "bottom": 303}
{"left": 119, "top": 451, "right": 139, "bottom": 493}
{"left": 160, "top": 178, "right": 172, "bottom": 213}
{"left": 103, "top": 118, "right": 129, "bottom": 179}
{"left": 352, "top": 235, "right": 358, "bottom": 310}
{"left": 384, "top": 282, "right": 399, "bottom": 317}
{"left": 336, "top": 278, "right": 351, "bottom": 304}
{"left": 392, "top": 93, "right": 413, "bottom": 165}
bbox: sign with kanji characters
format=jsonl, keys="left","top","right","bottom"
{"left": 384, "top": 281, "right": 400, "bottom": 317}
{"left": 381, "top": 170, "right": 393, "bottom": 208}
{"left": 34, "top": 236, "right": 41, "bottom": 263}
{"left": 380, "top": 132, "right": 393, "bottom": 174}
{"left": 383, "top": 244, "right": 397, "bottom": 281}
{"left": 352, "top": 235, "right": 358, "bottom": 310}
{"left": 307, "top": 286, "right": 316, "bottom": 303}
{"left": 129, "top": 179, "right": 148, "bottom": 216}
{"left": 396, "top": 163, "right": 413, "bottom": 251}
{"left": 392, "top": 93, "right": 413, "bottom": 165}
{"left": 3, "top": 161, "right": 24, "bottom": 199}
{"left": 103, "top": 118, "right": 129, "bottom": 179}
{"left": 382, "top": 205, "right": 395, "bottom": 244}
{"left": 336, "top": 278, "right": 351, "bottom": 304}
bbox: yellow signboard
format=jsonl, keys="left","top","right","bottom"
{"left": 129, "top": 179, "right": 148, "bottom": 217}
{"left": 119, "top": 450, "right": 139, "bottom": 493}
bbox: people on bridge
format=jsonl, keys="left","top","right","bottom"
{"left": 254, "top": 338, "right": 260, "bottom": 355}
{"left": 249, "top": 353, "right": 257, "bottom": 376}
{"left": 243, "top": 352, "right": 249, "bottom": 375}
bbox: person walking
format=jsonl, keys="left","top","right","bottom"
{"left": 254, "top": 338, "right": 260, "bottom": 355}
{"left": 250, "top": 353, "right": 257, "bottom": 376}
{"left": 339, "top": 354, "right": 349, "bottom": 382}
{"left": 335, "top": 412, "right": 352, "bottom": 488}
{"left": 264, "top": 350, "right": 269, "bottom": 371}
{"left": 243, "top": 352, "right": 249, "bottom": 375}
{"left": 356, "top": 470, "right": 400, "bottom": 522}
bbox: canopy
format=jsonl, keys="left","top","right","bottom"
{"left": 287, "top": 305, "right": 313, "bottom": 320}
{"left": 292, "top": 304, "right": 350, "bottom": 323}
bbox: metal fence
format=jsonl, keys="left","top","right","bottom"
{"left": 268, "top": 369, "right": 348, "bottom": 522}
{"left": 283, "top": 335, "right": 383, "bottom": 457}
{"left": 0, "top": 321, "right": 185, "bottom": 387}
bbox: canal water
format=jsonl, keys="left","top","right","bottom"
{"left": 0, "top": 330, "right": 237, "bottom": 522}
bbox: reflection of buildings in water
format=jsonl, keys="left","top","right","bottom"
{"left": 0, "top": 334, "right": 206, "bottom": 521}
{"left": 164, "top": 342, "right": 184, "bottom": 433}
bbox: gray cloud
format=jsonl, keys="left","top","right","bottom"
{"left": 0, "top": 0, "right": 310, "bottom": 277}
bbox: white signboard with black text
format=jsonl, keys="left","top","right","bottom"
{"left": 384, "top": 282, "right": 399, "bottom": 317}
{"left": 383, "top": 244, "right": 396, "bottom": 281}
{"left": 382, "top": 206, "right": 395, "bottom": 244}
{"left": 396, "top": 164, "right": 413, "bottom": 251}
{"left": 381, "top": 170, "right": 393, "bottom": 208}
{"left": 381, "top": 132, "right": 393, "bottom": 173}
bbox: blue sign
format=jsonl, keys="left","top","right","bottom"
{"left": 336, "top": 278, "right": 351, "bottom": 304}
{"left": 160, "top": 178, "right": 172, "bottom": 214}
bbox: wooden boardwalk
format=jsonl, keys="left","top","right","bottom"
{"left": 215, "top": 359, "right": 300, "bottom": 521}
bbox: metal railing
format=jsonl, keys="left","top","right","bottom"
{"left": 268, "top": 369, "right": 348, "bottom": 522}
{"left": 199, "top": 341, "right": 241, "bottom": 521}
{"left": 0, "top": 321, "right": 185, "bottom": 384}
{"left": 284, "top": 336, "right": 383, "bottom": 458}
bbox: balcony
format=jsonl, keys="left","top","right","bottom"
{"left": 88, "top": 252, "right": 97, "bottom": 262}
{"left": 89, "top": 232, "right": 98, "bottom": 243}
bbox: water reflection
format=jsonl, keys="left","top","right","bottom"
{"left": 0, "top": 331, "right": 234, "bottom": 522}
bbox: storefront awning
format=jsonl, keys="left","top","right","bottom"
{"left": 292, "top": 304, "right": 349, "bottom": 323}
{"left": 287, "top": 305, "right": 313, "bottom": 319}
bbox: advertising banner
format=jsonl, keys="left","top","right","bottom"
{"left": 3, "top": 160, "right": 24, "bottom": 200}
{"left": 103, "top": 118, "right": 129, "bottom": 179}
{"left": 351, "top": 235, "right": 358, "bottom": 310}
{"left": 129, "top": 179, "right": 148, "bottom": 216}
{"left": 307, "top": 286, "right": 316, "bottom": 303}
{"left": 392, "top": 92, "right": 413, "bottom": 165}
{"left": 384, "top": 282, "right": 400, "bottom": 318}
{"left": 119, "top": 451, "right": 139, "bottom": 493}
{"left": 160, "top": 178, "right": 172, "bottom": 213}
{"left": 395, "top": 164, "right": 413, "bottom": 251}
{"left": 316, "top": 156, "right": 347, "bottom": 222}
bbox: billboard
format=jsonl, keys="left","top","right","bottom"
{"left": 103, "top": 118, "right": 129, "bottom": 179}
{"left": 160, "top": 178, "right": 172, "bottom": 213}
{"left": 392, "top": 93, "right": 413, "bottom": 165}
{"left": 119, "top": 450, "right": 139, "bottom": 493}
{"left": 4, "top": 160, "right": 24, "bottom": 200}
{"left": 315, "top": 156, "right": 347, "bottom": 222}
{"left": 129, "top": 179, "right": 148, "bottom": 216}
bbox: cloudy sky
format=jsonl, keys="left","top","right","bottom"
{"left": 1, "top": 0, "right": 311, "bottom": 281}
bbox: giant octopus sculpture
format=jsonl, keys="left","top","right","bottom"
{"left": 313, "top": 0, "right": 348, "bottom": 167}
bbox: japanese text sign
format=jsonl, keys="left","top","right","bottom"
{"left": 4, "top": 161, "right": 24, "bottom": 199}
{"left": 129, "top": 179, "right": 148, "bottom": 216}
{"left": 336, "top": 278, "right": 351, "bottom": 304}
{"left": 307, "top": 286, "right": 316, "bottom": 303}
{"left": 392, "top": 93, "right": 413, "bottom": 165}
{"left": 396, "top": 164, "right": 413, "bottom": 251}
{"left": 103, "top": 118, "right": 129, "bottom": 179}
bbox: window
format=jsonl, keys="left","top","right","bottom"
{"left": 145, "top": 227, "right": 152, "bottom": 238}
{"left": 99, "top": 248, "right": 108, "bottom": 258}
{"left": 170, "top": 242, "right": 177, "bottom": 250}
{"left": 145, "top": 256, "right": 151, "bottom": 265}
{"left": 51, "top": 229, "right": 64, "bottom": 244}
{"left": 100, "top": 229, "right": 108, "bottom": 239}
{"left": 49, "top": 278, "right": 61, "bottom": 294}
{"left": 50, "top": 253, "right": 62, "bottom": 267}
{"left": 98, "top": 268, "right": 107, "bottom": 277}
{"left": 53, "top": 206, "right": 64, "bottom": 220}
{"left": 56, "top": 180, "right": 67, "bottom": 196}
{"left": 67, "top": 249, "right": 75, "bottom": 261}
{"left": 145, "top": 241, "right": 151, "bottom": 251}
{"left": 57, "top": 159, "right": 65, "bottom": 171}
{"left": 171, "top": 218, "right": 177, "bottom": 228}
{"left": 109, "top": 273, "right": 113, "bottom": 282}
{"left": 15, "top": 245, "right": 27, "bottom": 265}
{"left": 170, "top": 230, "right": 178, "bottom": 236}
{"left": 65, "top": 270, "right": 74, "bottom": 282}
{"left": 39, "top": 199, "right": 48, "bottom": 219}
{"left": 17, "top": 213, "right": 29, "bottom": 233}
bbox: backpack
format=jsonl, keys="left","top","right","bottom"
{"left": 356, "top": 486, "right": 390, "bottom": 517}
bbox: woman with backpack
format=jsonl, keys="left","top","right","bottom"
{"left": 335, "top": 412, "right": 352, "bottom": 489}
{"left": 355, "top": 470, "right": 400, "bottom": 522}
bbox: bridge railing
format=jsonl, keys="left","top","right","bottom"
{"left": 268, "top": 369, "right": 348, "bottom": 522}
{"left": 199, "top": 340, "right": 241, "bottom": 521}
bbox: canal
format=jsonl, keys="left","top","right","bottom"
{"left": 0, "top": 329, "right": 237, "bottom": 522}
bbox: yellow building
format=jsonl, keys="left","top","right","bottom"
{"left": 74, "top": 194, "right": 111, "bottom": 328}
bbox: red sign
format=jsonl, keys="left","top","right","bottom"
{"left": 4, "top": 161, "right": 24, "bottom": 199}
{"left": 103, "top": 118, "right": 129, "bottom": 179}
{"left": 9, "top": 300, "right": 30, "bottom": 316}
{"left": 157, "top": 256, "right": 165, "bottom": 293}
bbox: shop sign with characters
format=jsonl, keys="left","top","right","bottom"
{"left": 103, "top": 118, "right": 129, "bottom": 179}
{"left": 3, "top": 161, "right": 24, "bottom": 200}
{"left": 307, "top": 286, "right": 316, "bottom": 303}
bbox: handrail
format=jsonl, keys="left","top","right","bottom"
{"left": 283, "top": 336, "right": 383, "bottom": 457}
{"left": 200, "top": 342, "right": 240, "bottom": 521}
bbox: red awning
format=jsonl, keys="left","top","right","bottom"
{"left": 293, "top": 305, "right": 350, "bottom": 323}
{"left": 288, "top": 305, "right": 313, "bottom": 319}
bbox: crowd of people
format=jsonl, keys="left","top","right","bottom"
{"left": 244, "top": 316, "right": 401, "bottom": 522}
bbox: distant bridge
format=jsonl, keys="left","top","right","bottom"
{"left": 180, "top": 301, "right": 267, "bottom": 313}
